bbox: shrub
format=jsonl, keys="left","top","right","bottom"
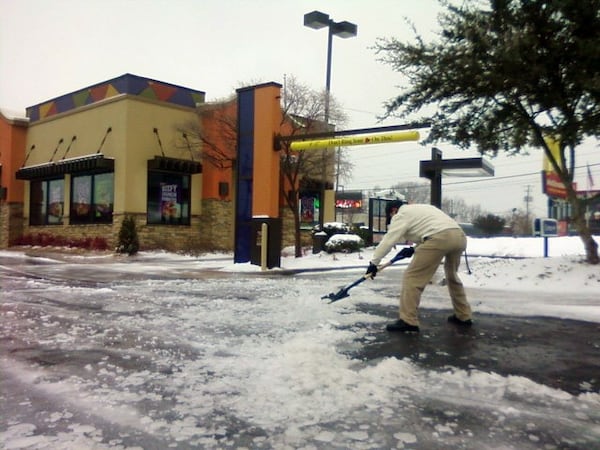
{"left": 13, "top": 232, "right": 108, "bottom": 251}
{"left": 351, "top": 225, "right": 372, "bottom": 246}
{"left": 473, "top": 214, "right": 506, "bottom": 237}
{"left": 324, "top": 233, "right": 365, "bottom": 253}
{"left": 91, "top": 236, "right": 109, "bottom": 251}
{"left": 116, "top": 216, "right": 140, "bottom": 256}
{"left": 312, "top": 222, "right": 350, "bottom": 239}
{"left": 312, "top": 222, "right": 366, "bottom": 253}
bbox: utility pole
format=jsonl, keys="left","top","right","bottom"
{"left": 524, "top": 185, "right": 533, "bottom": 225}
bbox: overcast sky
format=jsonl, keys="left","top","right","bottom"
{"left": 1, "top": 0, "right": 598, "bottom": 217}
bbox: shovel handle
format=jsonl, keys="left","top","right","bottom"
{"left": 377, "top": 252, "right": 406, "bottom": 271}
{"left": 323, "top": 247, "right": 413, "bottom": 303}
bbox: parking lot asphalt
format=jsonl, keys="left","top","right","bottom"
{"left": 4, "top": 249, "right": 599, "bottom": 397}
{"left": 347, "top": 304, "right": 600, "bottom": 396}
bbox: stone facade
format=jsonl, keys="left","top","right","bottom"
{"left": 25, "top": 222, "right": 115, "bottom": 249}
{"left": 119, "top": 213, "right": 200, "bottom": 253}
{"left": 280, "top": 206, "right": 313, "bottom": 249}
{"left": 0, "top": 202, "right": 24, "bottom": 248}
{"left": 11, "top": 200, "right": 316, "bottom": 254}
{"left": 130, "top": 199, "right": 234, "bottom": 252}
{"left": 18, "top": 202, "right": 231, "bottom": 254}
{"left": 198, "top": 199, "right": 234, "bottom": 251}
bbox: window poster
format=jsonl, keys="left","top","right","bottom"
{"left": 300, "top": 194, "right": 319, "bottom": 227}
{"left": 161, "top": 183, "right": 181, "bottom": 222}
{"left": 147, "top": 172, "right": 190, "bottom": 225}
{"left": 48, "top": 179, "right": 64, "bottom": 224}
{"left": 73, "top": 176, "right": 92, "bottom": 218}
{"left": 94, "top": 173, "right": 114, "bottom": 220}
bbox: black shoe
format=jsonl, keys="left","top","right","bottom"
{"left": 386, "top": 319, "right": 420, "bottom": 333}
{"left": 447, "top": 314, "right": 473, "bottom": 327}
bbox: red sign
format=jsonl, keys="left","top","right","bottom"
{"left": 335, "top": 199, "right": 362, "bottom": 209}
{"left": 558, "top": 220, "right": 568, "bottom": 236}
{"left": 542, "top": 171, "right": 576, "bottom": 199}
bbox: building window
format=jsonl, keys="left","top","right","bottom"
{"left": 147, "top": 171, "right": 191, "bottom": 225}
{"left": 30, "top": 178, "right": 64, "bottom": 225}
{"left": 70, "top": 172, "right": 114, "bottom": 224}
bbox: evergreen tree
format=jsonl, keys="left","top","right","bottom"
{"left": 473, "top": 214, "right": 506, "bottom": 237}
{"left": 116, "top": 216, "right": 139, "bottom": 256}
{"left": 375, "top": 0, "right": 600, "bottom": 263}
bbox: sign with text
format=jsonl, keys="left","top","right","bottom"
{"left": 533, "top": 218, "right": 559, "bottom": 237}
{"left": 541, "top": 171, "right": 577, "bottom": 199}
{"left": 290, "top": 131, "right": 420, "bottom": 151}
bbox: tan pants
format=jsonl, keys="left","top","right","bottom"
{"left": 399, "top": 229, "right": 471, "bottom": 326}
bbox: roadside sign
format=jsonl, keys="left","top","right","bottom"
{"left": 533, "top": 218, "right": 558, "bottom": 258}
{"left": 533, "top": 218, "right": 559, "bottom": 237}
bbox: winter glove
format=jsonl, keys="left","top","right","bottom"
{"left": 366, "top": 263, "right": 378, "bottom": 279}
{"left": 399, "top": 247, "right": 415, "bottom": 258}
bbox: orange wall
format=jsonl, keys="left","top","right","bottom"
{"left": 199, "top": 87, "right": 306, "bottom": 212}
{"left": 200, "top": 101, "right": 237, "bottom": 200}
{"left": 252, "top": 84, "right": 282, "bottom": 217}
{"left": 0, "top": 112, "right": 27, "bottom": 202}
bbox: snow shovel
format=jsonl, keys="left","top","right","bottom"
{"left": 321, "top": 247, "right": 414, "bottom": 303}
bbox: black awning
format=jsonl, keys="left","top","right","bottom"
{"left": 147, "top": 156, "right": 202, "bottom": 174}
{"left": 16, "top": 154, "right": 115, "bottom": 180}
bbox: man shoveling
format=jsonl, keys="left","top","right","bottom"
{"left": 366, "top": 200, "right": 473, "bottom": 333}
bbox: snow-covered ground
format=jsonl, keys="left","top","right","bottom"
{"left": 1, "top": 235, "right": 599, "bottom": 449}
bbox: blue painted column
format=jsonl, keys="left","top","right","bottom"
{"left": 234, "top": 88, "right": 255, "bottom": 263}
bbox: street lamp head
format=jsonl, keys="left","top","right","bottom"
{"left": 331, "top": 21, "right": 358, "bottom": 38}
{"left": 304, "top": 10, "right": 330, "bottom": 29}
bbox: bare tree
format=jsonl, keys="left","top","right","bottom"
{"left": 279, "top": 75, "right": 349, "bottom": 257}
{"left": 441, "top": 197, "right": 485, "bottom": 223}
{"left": 390, "top": 181, "right": 430, "bottom": 204}
{"left": 504, "top": 208, "right": 532, "bottom": 236}
{"left": 176, "top": 77, "right": 352, "bottom": 257}
{"left": 176, "top": 96, "right": 237, "bottom": 169}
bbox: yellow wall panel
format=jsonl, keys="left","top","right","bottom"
{"left": 25, "top": 96, "right": 199, "bottom": 216}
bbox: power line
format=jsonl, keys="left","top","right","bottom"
{"left": 346, "top": 162, "right": 600, "bottom": 193}
{"left": 347, "top": 145, "right": 599, "bottom": 191}
{"left": 445, "top": 162, "right": 600, "bottom": 186}
{"left": 445, "top": 170, "right": 539, "bottom": 185}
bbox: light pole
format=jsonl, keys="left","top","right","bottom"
{"left": 304, "top": 10, "right": 357, "bottom": 227}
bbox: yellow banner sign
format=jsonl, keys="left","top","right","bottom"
{"left": 290, "top": 131, "right": 420, "bottom": 151}
{"left": 543, "top": 136, "right": 562, "bottom": 173}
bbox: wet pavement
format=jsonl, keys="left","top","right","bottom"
{"left": 349, "top": 304, "right": 600, "bottom": 396}
{"left": 1, "top": 251, "right": 600, "bottom": 449}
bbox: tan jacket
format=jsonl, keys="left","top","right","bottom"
{"left": 371, "top": 204, "right": 462, "bottom": 265}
